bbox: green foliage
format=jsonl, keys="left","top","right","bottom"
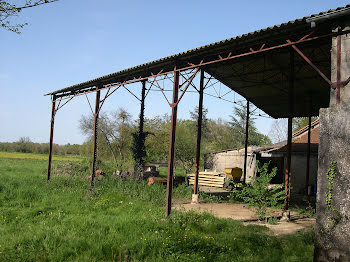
{"left": 230, "top": 103, "right": 272, "bottom": 148}
{"left": 0, "top": 0, "right": 58, "bottom": 34}
{"left": 292, "top": 117, "right": 318, "bottom": 133}
{"left": 268, "top": 217, "right": 278, "bottom": 225}
{"left": 79, "top": 109, "right": 134, "bottom": 173}
{"left": 0, "top": 139, "right": 82, "bottom": 156}
{"left": 233, "top": 161, "right": 286, "bottom": 220}
{"left": 175, "top": 120, "right": 197, "bottom": 174}
{"left": 325, "top": 159, "right": 337, "bottom": 209}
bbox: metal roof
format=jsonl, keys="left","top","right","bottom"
{"left": 47, "top": 5, "right": 350, "bottom": 118}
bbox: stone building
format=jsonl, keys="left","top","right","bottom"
{"left": 206, "top": 119, "right": 319, "bottom": 196}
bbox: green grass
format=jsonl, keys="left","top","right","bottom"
{"left": 0, "top": 158, "right": 314, "bottom": 261}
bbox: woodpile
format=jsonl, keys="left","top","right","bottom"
{"left": 187, "top": 172, "right": 225, "bottom": 188}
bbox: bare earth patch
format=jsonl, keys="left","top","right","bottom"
{"left": 174, "top": 202, "right": 315, "bottom": 236}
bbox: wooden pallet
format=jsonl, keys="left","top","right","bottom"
{"left": 187, "top": 172, "right": 225, "bottom": 188}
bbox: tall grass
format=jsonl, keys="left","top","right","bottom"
{"left": 0, "top": 158, "right": 314, "bottom": 261}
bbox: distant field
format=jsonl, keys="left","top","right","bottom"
{"left": 0, "top": 152, "right": 83, "bottom": 161}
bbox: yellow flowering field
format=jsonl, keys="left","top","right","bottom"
{"left": 0, "top": 152, "right": 82, "bottom": 161}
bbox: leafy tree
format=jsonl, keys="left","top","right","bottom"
{"left": 175, "top": 120, "right": 197, "bottom": 174}
{"left": 1, "top": 0, "right": 58, "bottom": 33}
{"left": 189, "top": 106, "right": 209, "bottom": 136}
{"left": 79, "top": 109, "right": 134, "bottom": 173}
{"left": 143, "top": 115, "right": 170, "bottom": 164}
{"left": 230, "top": 103, "right": 271, "bottom": 148}
{"left": 16, "top": 137, "right": 33, "bottom": 153}
{"left": 293, "top": 117, "right": 318, "bottom": 133}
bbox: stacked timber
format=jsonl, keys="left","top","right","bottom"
{"left": 187, "top": 172, "right": 225, "bottom": 188}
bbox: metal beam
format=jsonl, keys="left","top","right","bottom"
{"left": 90, "top": 90, "right": 101, "bottom": 188}
{"left": 47, "top": 95, "right": 56, "bottom": 181}
{"left": 193, "top": 69, "right": 205, "bottom": 199}
{"left": 243, "top": 100, "right": 250, "bottom": 184}
{"left": 165, "top": 71, "right": 180, "bottom": 217}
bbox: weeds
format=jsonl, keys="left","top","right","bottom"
{"left": 232, "top": 161, "right": 286, "bottom": 221}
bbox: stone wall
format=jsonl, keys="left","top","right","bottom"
{"left": 207, "top": 147, "right": 256, "bottom": 183}
{"left": 315, "top": 24, "right": 350, "bottom": 262}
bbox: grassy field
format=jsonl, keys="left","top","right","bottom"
{"left": 0, "top": 157, "right": 314, "bottom": 261}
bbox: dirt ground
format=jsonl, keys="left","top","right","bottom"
{"left": 174, "top": 202, "right": 315, "bottom": 236}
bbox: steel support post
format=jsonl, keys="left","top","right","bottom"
{"left": 135, "top": 80, "right": 146, "bottom": 176}
{"left": 193, "top": 69, "right": 205, "bottom": 201}
{"left": 243, "top": 100, "right": 250, "bottom": 184}
{"left": 284, "top": 50, "right": 294, "bottom": 212}
{"left": 90, "top": 90, "right": 101, "bottom": 188}
{"left": 336, "top": 34, "right": 341, "bottom": 105}
{"left": 165, "top": 71, "right": 180, "bottom": 217}
{"left": 47, "top": 95, "right": 56, "bottom": 181}
{"left": 139, "top": 80, "right": 146, "bottom": 141}
{"left": 305, "top": 114, "right": 312, "bottom": 196}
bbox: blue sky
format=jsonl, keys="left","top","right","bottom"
{"left": 0, "top": 0, "right": 348, "bottom": 144}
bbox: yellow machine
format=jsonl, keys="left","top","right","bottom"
{"left": 224, "top": 167, "right": 242, "bottom": 182}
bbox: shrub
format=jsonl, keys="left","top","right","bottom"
{"left": 233, "top": 161, "right": 286, "bottom": 221}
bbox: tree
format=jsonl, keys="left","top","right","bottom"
{"left": 293, "top": 117, "right": 318, "bottom": 133}
{"left": 1, "top": 0, "right": 58, "bottom": 33}
{"left": 268, "top": 119, "right": 287, "bottom": 144}
{"left": 189, "top": 106, "right": 209, "bottom": 137}
{"left": 175, "top": 120, "right": 197, "bottom": 174}
{"left": 16, "top": 136, "right": 33, "bottom": 153}
{"left": 143, "top": 114, "right": 170, "bottom": 164}
{"left": 230, "top": 103, "right": 271, "bottom": 148}
{"left": 79, "top": 109, "right": 134, "bottom": 173}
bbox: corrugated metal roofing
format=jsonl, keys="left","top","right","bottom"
{"left": 48, "top": 5, "right": 350, "bottom": 96}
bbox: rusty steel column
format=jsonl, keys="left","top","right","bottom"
{"left": 136, "top": 80, "right": 146, "bottom": 169}
{"left": 193, "top": 69, "right": 205, "bottom": 200}
{"left": 165, "top": 71, "right": 180, "bottom": 217}
{"left": 90, "top": 89, "right": 101, "bottom": 188}
{"left": 305, "top": 114, "right": 312, "bottom": 196}
{"left": 139, "top": 80, "right": 146, "bottom": 142}
{"left": 47, "top": 95, "right": 56, "bottom": 181}
{"left": 243, "top": 100, "right": 250, "bottom": 184}
{"left": 284, "top": 50, "right": 294, "bottom": 212}
{"left": 336, "top": 33, "right": 341, "bottom": 105}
